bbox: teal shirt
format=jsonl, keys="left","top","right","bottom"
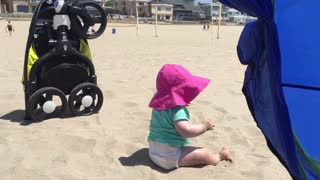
{"left": 148, "top": 106, "right": 190, "bottom": 147}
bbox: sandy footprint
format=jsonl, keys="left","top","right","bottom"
{"left": 230, "top": 132, "right": 250, "bottom": 146}
{"left": 114, "top": 79, "right": 126, "bottom": 84}
{"left": 51, "top": 153, "right": 68, "bottom": 165}
{"left": 92, "top": 114, "right": 111, "bottom": 137}
{"left": 241, "top": 114, "right": 254, "bottom": 122}
{"left": 0, "top": 93, "right": 17, "bottom": 102}
{"left": 94, "top": 137, "right": 117, "bottom": 158}
{"left": 224, "top": 114, "right": 239, "bottom": 121}
{"left": 235, "top": 79, "right": 244, "bottom": 84}
{"left": 193, "top": 111, "right": 205, "bottom": 121}
{"left": 103, "top": 90, "right": 116, "bottom": 99}
{"left": 243, "top": 125, "right": 262, "bottom": 137}
{"left": 4, "top": 170, "right": 50, "bottom": 180}
{"left": 79, "top": 120, "right": 90, "bottom": 127}
{"left": 56, "top": 135, "right": 96, "bottom": 153}
{"left": 0, "top": 136, "right": 8, "bottom": 145}
{"left": 0, "top": 146, "right": 24, "bottom": 171}
{"left": 139, "top": 86, "right": 155, "bottom": 95}
{"left": 132, "top": 111, "right": 149, "bottom": 119}
{"left": 212, "top": 105, "right": 228, "bottom": 114}
{"left": 95, "top": 115, "right": 102, "bottom": 126}
{"left": 122, "top": 101, "right": 138, "bottom": 108}
{"left": 247, "top": 153, "right": 272, "bottom": 167}
{"left": 247, "top": 153, "right": 270, "bottom": 160}
{"left": 222, "top": 126, "right": 233, "bottom": 132}
{"left": 141, "top": 74, "right": 149, "bottom": 79}
{"left": 227, "top": 89, "right": 243, "bottom": 96}
{"left": 197, "top": 100, "right": 212, "bottom": 105}
{"left": 240, "top": 169, "right": 263, "bottom": 179}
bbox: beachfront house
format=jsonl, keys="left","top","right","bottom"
{"left": 199, "top": 2, "right": 220, "bottom": 19}
{"left": 226, "top": 8, "right": 256, "bottom": 24}
{"left": 148, "top": 1, "right": 173, "bottom": 21}
{"left": 11, "top": 0, "right": 40, "bottom": 13}
{"left": 150, "top": 0, "right": 205, "bottom": 21}
{"left": 114, "top": 0, "right": 148, "bottom": 17}
{"left": 199, "top": 2, "right": 231, "bottom": 21}
{"left": 179, "top": 4, "right": 205, "bottom": 20}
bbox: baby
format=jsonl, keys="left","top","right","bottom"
{"left": 148, "top": 64, "right": 231, "bottom": 170}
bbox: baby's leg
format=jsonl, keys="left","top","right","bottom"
{"left": 178, "top": 147, "right": 230, "bottom": 167}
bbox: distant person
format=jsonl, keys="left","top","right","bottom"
{"left": 203, "top": 23, "right": 206, "bottom": 30}
{"left": 5, "top": 21, "right": 14, "bottom": 37}
{"left": 148, "top": 64, "right": 232, "bottom": 170}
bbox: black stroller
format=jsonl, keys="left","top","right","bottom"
{"left": 22, "top": 0, "right": 107, "bottom": 121}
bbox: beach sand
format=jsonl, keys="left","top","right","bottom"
{"left": 0, "top": 21, "right": 291, "bottom": 180}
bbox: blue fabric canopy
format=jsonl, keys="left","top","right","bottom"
{"left": 218, "top": 0, "right": 320, "bottom": 179}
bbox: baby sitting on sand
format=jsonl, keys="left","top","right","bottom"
{"left": 147, "top": 64, "right": 231, "bottom": 170}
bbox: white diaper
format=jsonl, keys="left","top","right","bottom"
{"left": 148, "top": 141, "right": 183, "bottom": 170}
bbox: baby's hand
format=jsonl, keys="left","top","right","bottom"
{"left": 203, "top": 119, "right": 215, "bottom": 130}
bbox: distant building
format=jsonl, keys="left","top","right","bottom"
{"left": 0, "top": 0, "right": 5, "bottom": 13}
{"left": 180, "top": 4, "right": 204, "bottom": 20}
{"left": 199, "top": 2, "right": 220, "bottom": 18}
{"left": 114, "top": 0, "right": 148, "bottom": 17}
{"left": 12, "top": 0, "right": 40, "bottom": 13}
{"left": 199, "top": 2, "right": 231, "bottom": 20}
{"left": 161, "top": 0, "right": 195, "bottom": 5}
{"left": 226, "top": 8, "right": 256, "bottom": 24}
{"left": 150, "top": 0, "right": 204, "bottom": 21}
{"left": 148, "top": 2, "right": 173, "bottom": 21}
{"left": 0, "top": 0, "right": 14, "bottom": 13}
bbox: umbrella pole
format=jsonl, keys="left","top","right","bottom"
{"left": 217, "top": 3, "right": 222, "bottom": 39}
{"left": 136, "top": 0, "right": 139, "bottom": 37}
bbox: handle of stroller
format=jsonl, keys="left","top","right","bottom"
{"left": 69, "top": 1, "right": 107, "bottom": 39}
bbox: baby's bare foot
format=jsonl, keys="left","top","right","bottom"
{"left": 219, "top": 147, "right": 232, "bottom": 163}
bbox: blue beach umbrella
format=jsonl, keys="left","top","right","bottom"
{"left": 217, "top": 0, "right": 320, "bottom": 179}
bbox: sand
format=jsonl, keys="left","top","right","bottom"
{"left": 0, "top": 21, "right": 291, "bottom": 180}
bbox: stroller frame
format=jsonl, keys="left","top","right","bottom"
{"left": 22, "top": 0, "right": 107, "bottom": 121}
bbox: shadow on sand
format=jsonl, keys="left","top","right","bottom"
{"left": 0, "top": 109, "right": 31, "bottom": 126}
{"left": 0, "top": 108, "right": 75, "bottom": 126}
{"left": 118, "top": 148, "right": 171, "bottom": 174}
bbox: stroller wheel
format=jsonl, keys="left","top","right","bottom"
{"left": 27, "top": 87, "right": 68, "bottom": 121}
{"left": 68, "top": 82, "right": 103, "bottom": 116}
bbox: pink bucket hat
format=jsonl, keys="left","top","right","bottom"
{"left": 149, "top": 64, "right": 211, "bottom": 110}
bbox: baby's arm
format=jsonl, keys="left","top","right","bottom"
{"left": 174, "top": 119, "right": 215, "bottom": 138}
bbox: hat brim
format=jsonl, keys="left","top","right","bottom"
{"left": 149, "top": 75, "right": 210, "bottom": 110}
